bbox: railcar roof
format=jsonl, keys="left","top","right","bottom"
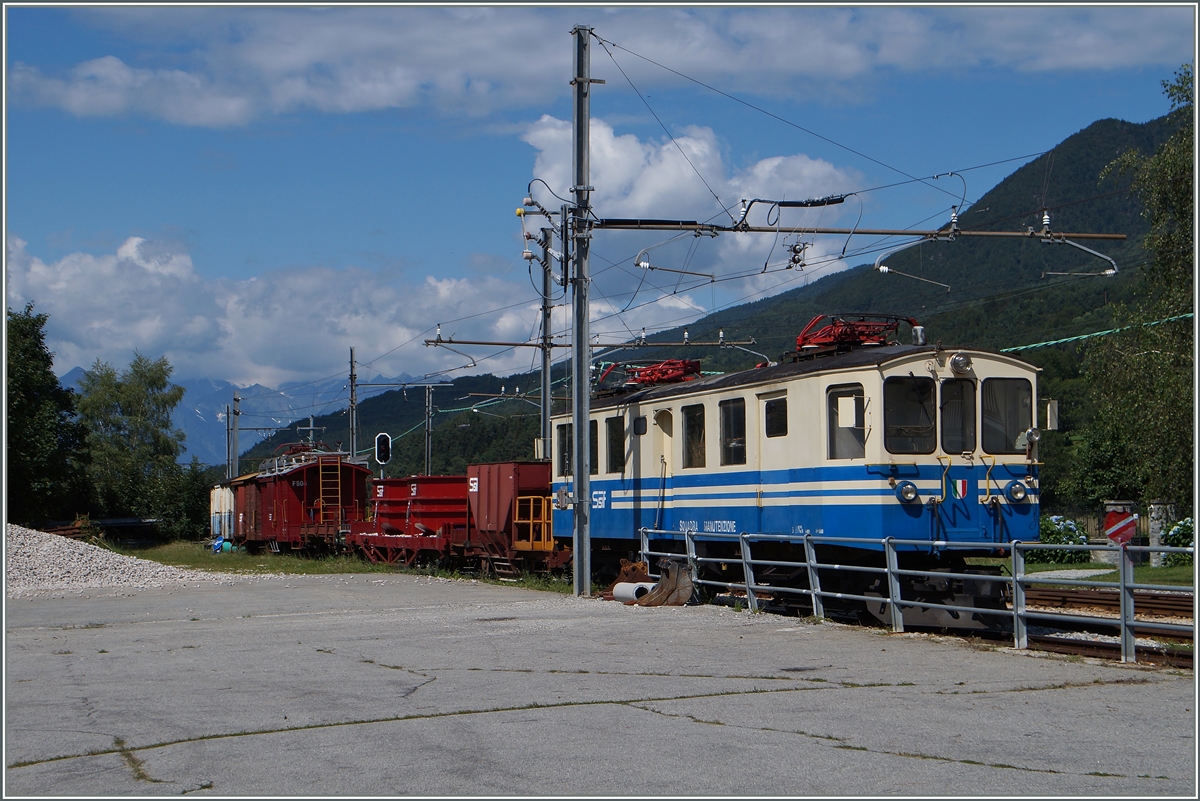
{"left": 590, "top": 343, "right": 1033, "bottom": 411}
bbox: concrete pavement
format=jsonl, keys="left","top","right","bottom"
{"left": 5, "top": 573, "right": 1195, "bottom": 796}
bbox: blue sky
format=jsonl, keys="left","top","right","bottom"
{"left": 5, "top": 5, "right": 1195, "bottom": 388}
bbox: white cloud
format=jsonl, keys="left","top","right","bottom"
{"left": 521, "top": 114, "right": 865, "bottom": 316}
{"left": 9, "top": 57, "right": 253, "bottom": 127}
{"left": 9, "top": 7, "right": 1191, "bottom": 126}
{"left": 5, "top": 234, "right": 550, "bottom": 386}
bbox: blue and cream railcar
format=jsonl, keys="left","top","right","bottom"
{"left": 551, "top": 338, "right": 1041, "bottom": 583}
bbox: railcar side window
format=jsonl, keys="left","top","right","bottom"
{"left": 559, "top": 421, "right": 598, "bottom": 474}
{"left": 764, "top": 398, "right": 787, "bottom": 438}
{"left": 827, "top": 384, "right": 865, "bottom": 459}
{"left": 982, "top": 378, "right": 1032, "bottom": 454}
{"left": 682, "top": 404, "right": 706, "bottom": 468}
{"left": 606, "top": 416, "right": 625, "bottom": 474}
{"left": 719, "top": 398, "right": 746, "bottom": 465}
{"left": 557, "top": 423, "right": 572, "bottom": 476}
{"left": 941, "top": 379, "right": 976, "bottom": 453}
{"left": 884, "top": 377, "right": 936, "bottom": 454}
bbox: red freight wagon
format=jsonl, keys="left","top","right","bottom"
{"left": 347, "top": 475, "right": 469, "bottom": 567}
{"left": 231, "top": 445, "right": 371, "bottom": 553}
{"left": 459, "top": 461, "right": 570, "bottom": 576}
{"left": 348, "top": 462, "right": 569, "bottom": 576}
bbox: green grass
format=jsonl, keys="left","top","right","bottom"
{"left": 112, "top": 541, "right": 396, "bottom": 575}
{"left": 112, "top": 540, "right": 579, "bottom": 594}
{"left": 1077, "top": 564, "right": 1195, "bottom": 588}
{"left": 966, "top": 557, "right": 1099, "bottom": 574}
{"left": 968, "top": 556, "right": 1194, "bottom": 587}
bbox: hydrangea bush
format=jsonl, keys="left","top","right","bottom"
{"left": 1029, "top": 515, "right": 1091, "bottom": 564}
{"left": 1161, "top": 518, "right": 1193, "bottom": 568}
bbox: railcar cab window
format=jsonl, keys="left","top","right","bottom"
{"left": 589, "top": 420, "right": 598, "bottom": 475}
{"left": 884, "top": 376, "right": 936, "bottom": 454}
{"left": 719, "top": 398, "right": 746, "bottom": 466}
{"left": 682, "top": 404, "right": 706, "bottom": 468}
{"left": 606, "top": 416, "right": 625, "bottom": 474}
{"left": 941, "top": 379, "right": 976, "bottom": 453}
{"left": 982, "top": 378, "right": 1032, "bottom": 454}
{"left": 556, "top": 423, "right": 572, "bottom": 476}
{"left": 555, "top": 421, "right": 598, "bottom": 475}
{"left": 764, "top": 398, "right": 787, "bottom": 438}
{"left": 827, "top": 384, "right": 865, "bottom": 459}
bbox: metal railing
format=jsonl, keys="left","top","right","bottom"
{"left": 637, "top": 528, "right": 1194, "bottom": 664}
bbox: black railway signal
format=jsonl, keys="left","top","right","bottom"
{"left": 374, "top": 432, "right": 391, "bottom": 465}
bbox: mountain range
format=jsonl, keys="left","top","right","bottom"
{"left": 58, "top": 366, "right": 417, "bottom": 467}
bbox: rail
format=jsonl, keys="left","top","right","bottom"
{"left": 637, "top": 528, "right": 1194, "bottom": 664}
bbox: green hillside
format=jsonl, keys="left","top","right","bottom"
{"left": 245, "top": 113, "right": 1177, "bottom": 484}
{"left": 628, "top": 115, "right": 1173, "bottom": 370}
{"left": 244, "top": 371, "right": 565, "bottom": 477}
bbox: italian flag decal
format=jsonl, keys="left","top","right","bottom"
{"left": 951, "top": 479, "right": 969, "bottom": 499}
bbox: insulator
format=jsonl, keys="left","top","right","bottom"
{"left": 1042, "top": 210, "right": 1051, "bottom": 228}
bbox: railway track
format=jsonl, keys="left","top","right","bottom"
{"left": 1023, "top": 587, "right": 1194, "bottom": 618}
{"left": 1027, "top": 634, "right": 1193, "bottom": 669}
{"left": 717, "top": 585, "right": 1195, "bottom": 665}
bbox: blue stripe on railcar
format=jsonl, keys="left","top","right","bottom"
{"left": 552, "top": 461, "right": 1038, "bottom": 548}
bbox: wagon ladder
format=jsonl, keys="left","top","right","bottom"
{"left": 318, "top": 456, "right": 342, "bottom": 525}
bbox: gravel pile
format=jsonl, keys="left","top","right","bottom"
{"left": 5, "top": 523, "right": 234, "bottom": 599}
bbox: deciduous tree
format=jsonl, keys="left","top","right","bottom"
{"left": 1069, "top": 65, "right": 1194, "bottom": 512}
{"left": 6, "top": 303, "right": 87, "bottom": 524}
{"left": 76, "top": 353, "right": 198, "bottom": 534}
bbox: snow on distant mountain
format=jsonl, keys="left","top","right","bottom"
{"left": 58, "top": 367, "right": 415, "bottom": 466}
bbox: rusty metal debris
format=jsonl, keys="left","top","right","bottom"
{"left": 602, "top": 559, "right": 653, "bottom": 595}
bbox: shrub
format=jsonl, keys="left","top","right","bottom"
{"left": 1029, "top": 515, "right": 1091, "bottom": 564}
{"left": 1161, "top": 518, "right": 1194, "bottom": 567}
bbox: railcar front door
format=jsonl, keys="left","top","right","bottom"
{"left": 935, "top": 462, "right": 987, "bottom": 542}
{"left": 651, "top": 409, "right": 673, "bottom": 532}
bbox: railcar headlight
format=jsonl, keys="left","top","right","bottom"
{"left": 895, "top": 481, "right": 920, "bottom": 503}
{"left": 1025, "top": 427, "right": 1041, "bottom": 443}
{"left": 1005, "top": 480, "right": 1029, "bottom": 503}
{"left": 949, "top": 352, "right": 973, "bottom": 374}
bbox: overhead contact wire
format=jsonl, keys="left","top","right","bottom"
{"left": 596, "top": 36, "right": 735, "bottom": 224}
{"left": 595, "top": 34, "right": 959, "bottom": 202}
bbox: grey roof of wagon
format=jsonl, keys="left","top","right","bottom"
{"left": 589, "top": 343, "right": 1032, "bottom": 411}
